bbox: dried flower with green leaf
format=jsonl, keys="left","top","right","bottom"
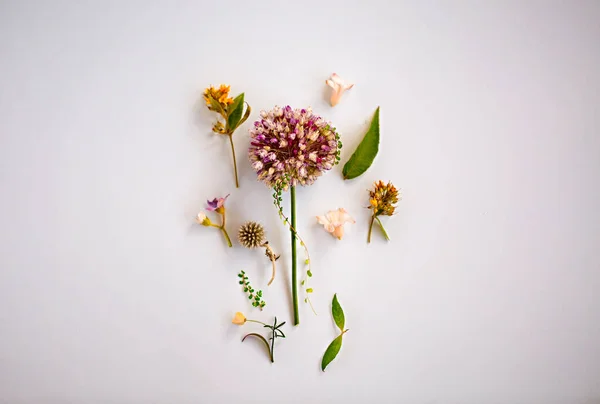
{"left": 238, "top": 222, "right": 279, "bottom": 286}
{"left": 321, "top": 294, "right": 349, "bottom": 371}
{"left": 238, "top": 270, "right": 266, "bottom": 310}
{"left": 232, "top": 313, "right": 286, "bottom": 363}
{"left": 203, "top": 84, "right": 251, "bottom": 188}
{"left": 367, "top": 180, "right": 401, "bottom": 243}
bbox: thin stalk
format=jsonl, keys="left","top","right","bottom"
{"left": 228, "top": 134, "right": 239, "bottom": 188}
{"left": 220, "top": 228, "right": 232, "bottom": 247}
{"left": 220, "top": 211, "right": 232, "bottom": 247}
{"left": 246, "top": 319, "right": 267, "bottom": 326}
{"left": 375, "top": 216, "right": 390, "bottom": 241}
{"left": 290, "top": 186, "right": 299, "bottom": 325}
{"left": 367, "top": 215, "right": 375, "bottom": 243}
{"left": 270, "top": 321, "right": 276, "bottom": 362}
{"left": 262, "top": 243, "right": 277, "bottom": 286}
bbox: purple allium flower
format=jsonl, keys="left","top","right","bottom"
{"left": 206, "top": 194, "right": 229, "bottom": 211}
{"left": 248, "top": 106, "right": 341, "bottom": 188}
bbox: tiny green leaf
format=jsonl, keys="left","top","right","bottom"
{"left": 208, "top": 96, "right": 226, "bottom": 117}
{"left": 306, "top": 288, "right": 313, "bottom": 293}
{"left": 307, "top": 270, "right": 313, "bottom": 277}
{"left": 342, "top": 107, "right": 380, "bottom": 180}
{"left": 332, "top": 294, "right": 345, "bottom": 332}
{"left": 227, "top": 93, "right": 245, "bottom": 131}
{"left": 321, "top": 334, "right": 343, "bottom": 371}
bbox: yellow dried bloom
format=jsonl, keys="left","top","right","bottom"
{"left": 367, "top": 180, "right": 400, "bottom": 243}
{"left": 232, "top": 312, "right": 247, "bottom": 325}
{"left": 368, "top": 180, "right": 400, "bottom": 216}
{"left": 203, "top": 84, "right": 234, "bottom": 110}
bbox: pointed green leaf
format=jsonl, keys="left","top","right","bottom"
{"left": 332, "top": 293, "right": 345, "bottom": 332}
{"left": 342, "top": 107, "right": 380, "bottom": 180}
{"left": 321, "top": 334, "right": 343, "bottom": 371}
{"left": 227, "top": 93, "right": 245, "bottom": 131}
{"left": 236, "top": 102, "right": 251, "bottom": 129}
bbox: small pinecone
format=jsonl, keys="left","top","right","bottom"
{"left": 238, "top": 221, "right": 265, "bottom": 248}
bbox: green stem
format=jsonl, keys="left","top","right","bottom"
{"left": 246, "top": 319, "right": 267, "bottom": 326}
{"left": 228, "top": 134, "right": 239, "bottom": 188}
{"left": 367, "top": 215, "right": 375, "bottom": 244}
{"left": 290, "top": 186, "right": 299, "bottom": 326}
{"left": 375, "top": 216, "right": 390, "bottom": 241}
{"left": 220, "top": 227, "right": 232, "bottom": 247}
{"left": 270, "top": 327, "right": 275, "bottom": 363}
{"left": 220, "top": 210, "right": 232, "bottom": 247}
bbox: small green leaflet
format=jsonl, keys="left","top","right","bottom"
{"left": 342, "top": 107, "right": 380, "bottom": 180}
{"left": 332, "top": 293, "right": 345, "bottom": 331}
{"left": 321, "top": 334, "right": 343, "bottom": 371}
{"left": 227, "top": 93, "right": 245, "bottom": 131}
{"left": 209, "top": 96, "right": 226, "bottom": 117}
{"left": 321, "top": 293, "right": 348, "bottom": 372}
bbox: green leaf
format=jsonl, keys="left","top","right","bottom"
{"left": 208, "top": 96, "right": 227, "bottom": 118}
{"left": 342, "top": 107, "right": 380, "bottom": 180}
{"left": 242, "top": 333, "right": 273, "bottom": 362}
{"left": 227, "top": 93, "right": 245, "bottom": 131}
{"left": 236, "top": 102, "right": 251, "bottom": 128}
{"left": 307, "top": 270, "right": 312, "bottom": 277}
{"left": 306, "top": 288, "right": 313, "bottom": 293}
{"left": 321, "top": 334, "right": 343, "bottom": 371}
{"left": 332, "top": 293, "right": 345, "bottom": 332}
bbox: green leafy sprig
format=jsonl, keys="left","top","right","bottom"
{"left": 272, "top": 175, "right": 316, "bottom": 315}
{"left": 321, "top": 294, "right": 349, "bottom": 371}
{"left": 342, "top": 107, "right": 380, "bottom": 180}
{"left": 242, "top": 317, "right": 286, "bottom": 363}
{"left": 238, "top": 270, "right": 265, "bottom": 310}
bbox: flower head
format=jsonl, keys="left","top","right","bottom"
{"left": 238, "top": 221, "right": 266, "bottom": 248}
{"left": 316, "top": 208, "right": 355, "bottom": 240}
{"left": 195, "top": 212, "right": 212, "bottom": 226}
{"left": 203, "top": 84, "right": 234, "bottom": 112}
{"left": 206, "top": 194, "right": 229, "bottom": 213}
{"left": 232, "top": 312, "right": 247, "bottom": 325}
{"left": 326, "top": 73, "right": 354, "bottom": 107}
{"left": 249, "top": 106, "right": 341, "bottom": 188}
{"left": 368, "top": 181, "right": 400, "bottom": 216}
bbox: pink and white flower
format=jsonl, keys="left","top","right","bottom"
{"left": 206, "top": 194, "right": 229, "bottom": 212}
{"left": 325, "top": 73, "right": 354, "bottom": 107}
{"left": 316, "top": 208, "right": 355, "bottom": 240}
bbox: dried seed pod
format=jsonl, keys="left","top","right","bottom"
{"left": 238, "top": 221, "right": 266, "bottom": 249}
{"left": 238, "top": 222, "right": 278, "bottom": 286}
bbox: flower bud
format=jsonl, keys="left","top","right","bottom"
{"left": 195, "top": 212, "right": 212, "bottom": 226}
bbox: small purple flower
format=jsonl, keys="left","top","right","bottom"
{"left": 206, "top": 194, "right": 229, "bottom": 211}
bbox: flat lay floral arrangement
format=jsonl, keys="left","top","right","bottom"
{"left": 196, "top": 75, "right": 401, "bottom": 370}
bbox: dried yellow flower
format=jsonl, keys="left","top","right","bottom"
{"left": 203, "top": 84, "right": 234, "bottom": 111}
{"left": 368, "top": 180, "right": 400, "bottom": 216}
{"left": 367, "top": 180, "right": 401, "bottom": 243}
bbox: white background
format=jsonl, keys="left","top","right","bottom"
{"left": 1, "top": 1, "right": 599, "bottom": 403}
